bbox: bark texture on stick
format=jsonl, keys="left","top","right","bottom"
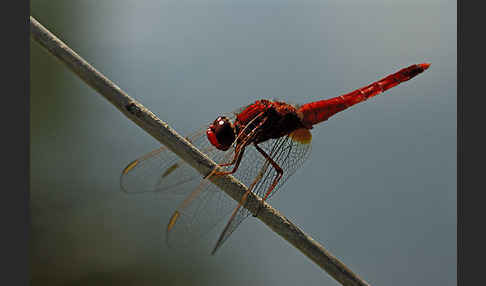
{"left": 30, "top": 16, "right": 370, "bottom": 286}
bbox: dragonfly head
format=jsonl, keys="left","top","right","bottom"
{"left": 206, "top": 116, "right": 236, "bottom": 151}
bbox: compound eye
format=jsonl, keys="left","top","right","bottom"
{"left": 206, "top": 116, "right": 235, "bottom": 151}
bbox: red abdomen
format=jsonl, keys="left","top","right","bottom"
{"left": 298, "top": 63, "right": 430, "bottom": 127}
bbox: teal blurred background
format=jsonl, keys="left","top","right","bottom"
{"left": 31, "top": 0, "right": 456, "bottom": 285}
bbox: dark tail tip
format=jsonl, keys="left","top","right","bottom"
{"left": 419, "top": 62, "right": 431, "bottom": 71}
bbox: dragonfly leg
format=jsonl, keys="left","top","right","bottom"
{"left": 216, "top": 142, "right": 246, "bottom": 168}
{"left": 213, "top": 116, "right": 269, "bottom": 176}
{"left": 253, "top": 143, "right": 283, "bottom": 217}
{"left": 216, "top": 111, "right": 267, "bottom": 169}
{"left": 213, "top": 146, "right": 247, "bottom": 176}
{"left": 203, "top": 139, "right": 249, "bottom": 180}
{"left": 254, "top": 143, "right": 283, "bottom": 201}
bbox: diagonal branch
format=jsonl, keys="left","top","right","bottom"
{"left": 30, "top": 16, "right": 370, "bottom": 286}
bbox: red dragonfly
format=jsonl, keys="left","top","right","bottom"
{"left": 121, "top": 63, "right": 430, "bottom": 254}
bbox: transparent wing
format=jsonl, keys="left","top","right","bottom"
{"left": 165, "top": 168, "right": 239, "bottom": 248}
{"left": 121, "top": 113, "right": 311, "bottom": 253}
{"left": 120, "top": 112, "right": 236, "bottom": 196}
{"left": 120, "top": 113, "right": 244, "bottom": 248}
{"left": 122, "top": 130, "right": 204, "bottom": 195}
{"left": 211, "top": 129, "right": 312, "bottom": 253}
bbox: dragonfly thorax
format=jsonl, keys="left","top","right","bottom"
{"left": 207, "top": 100, "right": 309, "bottom": 151}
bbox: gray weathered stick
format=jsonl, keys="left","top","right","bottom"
{"left": 30, "top": 16, "right": 370, "bottom": 286}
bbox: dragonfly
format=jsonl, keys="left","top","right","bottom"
{"left": 121, "top": 63, "right": 430, "bottom": 254}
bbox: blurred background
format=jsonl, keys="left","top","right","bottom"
{"left": 30, "top": 0, "right": 456, "bottom": 285}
